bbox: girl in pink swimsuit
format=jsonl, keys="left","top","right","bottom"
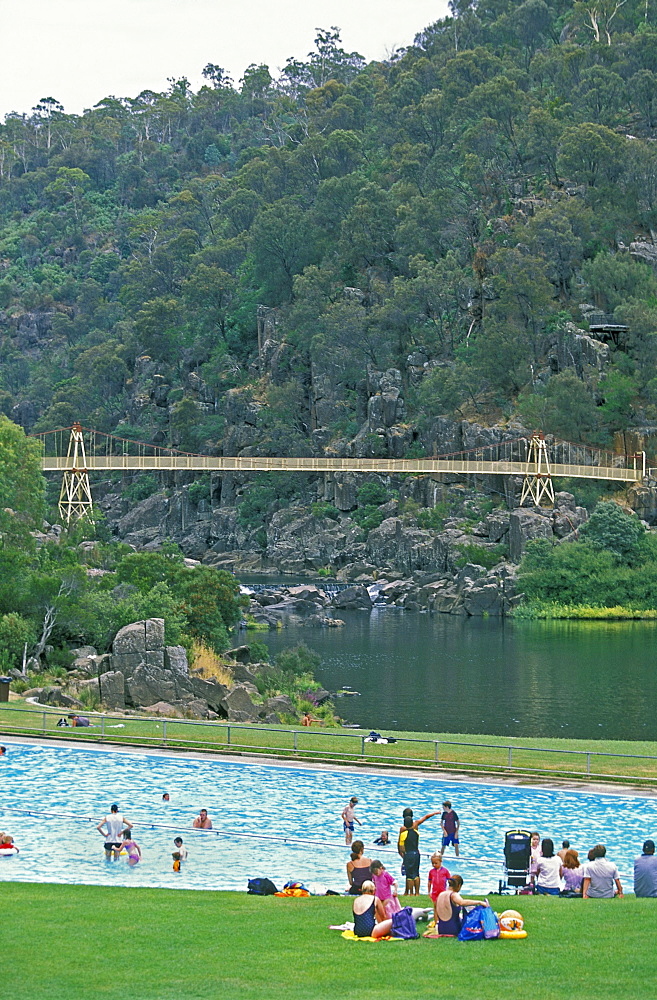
{"left": 121, "top": 829, "right": 142, "bottom": 866}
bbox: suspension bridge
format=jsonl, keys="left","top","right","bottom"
{"left": 35, "top": 424, "right": 647, "bottom": 523}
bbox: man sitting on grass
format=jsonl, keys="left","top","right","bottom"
{"left": 582, "top": 844, "right": 623, "bottom": 899}
{"left": 634, "top": 840, "right": 657, "bottom": 898}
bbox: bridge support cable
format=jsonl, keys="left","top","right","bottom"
{"left": 58, "top": 423, "right": 94, "bottom": 524}
{"left": 520, "top": 433, "right": 555, "bottom": 508}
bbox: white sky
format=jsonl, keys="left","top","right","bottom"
{"left": 0, "top": 0, "right": 450, "bottom": 118}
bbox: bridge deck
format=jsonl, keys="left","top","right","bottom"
{"left": 40, "top": 456, "right": 640, "bottom": 481}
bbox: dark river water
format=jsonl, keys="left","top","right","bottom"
{"left": 243, "top": 581, "right": 657, "bottom": 740}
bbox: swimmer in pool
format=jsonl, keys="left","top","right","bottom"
{"left": 121, "top": 829, "right": 141, "bottom": 866}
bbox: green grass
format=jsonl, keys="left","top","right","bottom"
{"left": 2, "top": 699, "right": 657, "bottom": 783}
{"left": 513, "top": 602, "right": 657, "bottom": 620}
{"left": 2, "top": 883, "right": 655, "bottom": 1000}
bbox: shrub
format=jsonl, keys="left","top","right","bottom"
{"left": 351, "top": 505, "right": 386, "bottom": 534}
{"left": 357, "top": 482, "right": 391, "bottom": 507}
{"left": 122, "top": 474, "right": 161, "bottom": 502}
{"left": 310, "top": 502, "right": 340, "bottom": 520}
{"left": 188, "top": 478, "right": 212, "bottom": 505}
{"left": 454, "top": 543, "right": 507, "bottom": 570}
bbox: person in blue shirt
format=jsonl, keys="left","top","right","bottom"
{"left": 634, "top": 840, "right": 657, "bottom": 897}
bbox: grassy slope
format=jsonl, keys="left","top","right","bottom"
{"left": 2, "top": 700, "right": 657, "bottom": 782}
{"left": 3, "top": 884, "right": 655, "bottom": 1000}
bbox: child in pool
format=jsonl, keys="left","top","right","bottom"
{"left": 121, "top": 829, "right": 141, "bottom": 866}
{"left": 369, "top": 860, "right": 401, "bottom": 917}
{"left": 173, "top": 836, "right": 188, "bottom": 861}
{"left": 172, "top": 837, "right": 188, "bottom": 871}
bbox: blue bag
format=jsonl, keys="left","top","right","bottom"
{"left": 391, "top": 906, "right": 419, "bottom": 939}
{"left": 458, "top": 905, "right": 487, "bottom": 941}
{"left": 481, "top": 906, "right": 500, "bottom": 939}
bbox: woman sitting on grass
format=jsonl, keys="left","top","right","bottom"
{"left": 535, "top": 838, "right": 562, "bottom": 895}
{"left": 347, "top": 841, "right": 373, "bottom": 894}
{"left": 352, "top": 881, "right": 394, "bottom": 938}
{"left": 560, "top": 849, "right": 584, "bottom": 896}
{"left": 435, "top": 876, "right": 488, "bottom": 936}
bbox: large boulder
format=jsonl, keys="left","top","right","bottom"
{"left": 263, "top": 694, "right": 295, "bottom": 717}
{"left": 367, "top": 518, "right": 451, "bottom": 576}
{"left": 113, "top": 618, "right": 165, "bottom": 654}
{"left": 462, "top": 580, "right": 505, "bottom": 616}
{"left": 164, "top": 646, "right": 189, "bottom": 675}
{"left": 111, "top": 619, "right": 166, "bottom": 677}
{"left": 190, "top": 676, "right": 229, "bottom": 712}
{"left": 220, "top": 684, "right": 260, "bottom": 722}
{"left": 123, "top": 661, "right": 193, "bottom": 709}
{"left": 508, "top": 509, "right": 553, "bottom": 562}
{"left": 142, "top": 701, "right": 185, "bottom": 718}
{"left": 329, "top": 585, "right": 372, "bottom": 610}
{"left": 224, "top": 645, "right": 253, "bottom": 664}
{"left": 230, "top": 662, "right": 258, "bottom": 684}
{"left": 99, "top": 671, "right": 125, "bottom": 711}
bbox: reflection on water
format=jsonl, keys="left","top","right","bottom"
{"left": 256, "top": 598, "right": 657, "bottom": 740}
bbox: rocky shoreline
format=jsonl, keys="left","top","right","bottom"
{"left": 19, "top": 618, "right": 327, "bottom": 724}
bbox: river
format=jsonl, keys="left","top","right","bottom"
{"left": 242, "top": 580, "right": 657, "bottom": 740}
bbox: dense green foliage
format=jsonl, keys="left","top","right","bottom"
{"left": 518, "top": 501, "right": 657, "bottom": 610}
{"left": 3, "top": 6, "right": 657, "bottom": 454}
{"left": 0, "top": 425, "right": 242, "bottom": 667}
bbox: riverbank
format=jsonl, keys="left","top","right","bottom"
{"left": 2, "top": 701, "right": 656, "bottom": 786}
{"left": 2, "top": 883, "right": 654, "bottom": 1000}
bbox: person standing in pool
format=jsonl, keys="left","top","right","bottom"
{"left": 440, "top": 801, "right": 460, "bottom": 857}
{"left": 121, "top": 829, "right": 141, "bottom": 866}
{"left": 193, "top": 809, "right": 213, "bottom": 829}
{"left": 341, "top": 797, "right": 361, "bottom": 846}
{"left": 97, "top": 803, "right": 132, "bottom": 859}
{"left": 399, "top": 810, "right": 441, "bottom": 895}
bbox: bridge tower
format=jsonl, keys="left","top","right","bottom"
{"left": 58, "top": 423, "right": 94, "bottom": 524}
{"left": 520, "top": 433, "right": 555, "bottom": 507}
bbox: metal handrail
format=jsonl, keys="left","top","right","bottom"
{"left": 1, "top": 703, "right": 656, "bottom": 782}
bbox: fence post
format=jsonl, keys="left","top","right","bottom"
{"left": 586, "top": 752, "right": 591, "bottom": 775}
{"left": 42, "top": 711, "right": 47, "bottom": 735}
{"left": 508, "top": 746, "right": 513, "bottom": 768}
{"left": 434, "top": 741, "right": 440, "bottom": 765}
{"left": 361, "top": 736, "right": 365, "bottom": 757}
{"left": 162, "top": 720, "right": 167, "bottom": 745}
{"left": 226, "top": 725, "right": 231, "bottom": 746}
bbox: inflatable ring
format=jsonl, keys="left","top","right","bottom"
{"left": 0, "top": 847, "right": 18, "bottom": 857}
{"left": 500, "top": 929, "right": 527, "bottom": 939}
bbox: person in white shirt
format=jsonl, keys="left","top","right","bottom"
{"left": 534, "top": 838, "right": 562, "bottom": 895}
{"left": 97, "top": 803, "right": 132, "bottom": 859}
{"left": 582, "top": 844, "right": 623, "bottom": 899}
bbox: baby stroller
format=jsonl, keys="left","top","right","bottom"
{"left": 498, "top": 829, "right": 531, "bottom": 894}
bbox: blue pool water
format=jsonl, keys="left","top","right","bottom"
{"left": 0, "top": 742, "right": 653, "bottom": 893}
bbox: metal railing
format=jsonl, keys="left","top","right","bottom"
{"left": 1, "top": 704, "right": 656, "bottom": 784}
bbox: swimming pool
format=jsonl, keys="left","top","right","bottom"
{"left": 0, "top": 741, "right": 653, "bottom": 893}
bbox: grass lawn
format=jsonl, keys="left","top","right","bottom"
{"left": 2, "top": 699, "right": 657, "bottom": 784}
{"left": 2, "top": 883, "right": 655, "bottom": 1000}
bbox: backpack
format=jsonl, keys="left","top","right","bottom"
{"left": 391, "top": 907, "right": 419, "bottom": 939}
{"left": 481, "top": 906, "right": 500, "bottom": 939}
{"left": 247, "top": 877, "right": 278, "bottom": 895}
{"left": 458, "top": 905, "right": 487, "bottom": 942}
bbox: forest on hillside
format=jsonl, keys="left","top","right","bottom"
{"left": 1, "top": 0, "right": 657, "bottom": 460}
